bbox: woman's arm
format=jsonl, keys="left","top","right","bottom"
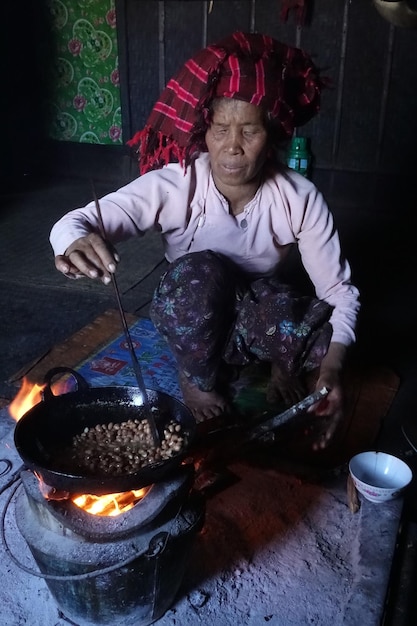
{"left": 50, "top": 163, "right": 194, "bottom": 282}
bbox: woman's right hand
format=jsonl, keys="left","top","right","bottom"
{"left": 54, "top": 233, "right": 120, "bottom": 284}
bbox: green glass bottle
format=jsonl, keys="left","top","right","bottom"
{"left": 286, "top": 137, "right": 311, "bottom": 177}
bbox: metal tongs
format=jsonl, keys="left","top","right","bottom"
{"left": 247, "top": 386, "right": 330, "bottom": 441}
{"left": 91, "top": 182, "right": 161, "bottom": 446}
{"left": 198, "top": 386, "right": 330, "bottom": 444}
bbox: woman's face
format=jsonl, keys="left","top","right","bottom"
{"left": 205, "top": 98, "right": 269, "bottom": 194}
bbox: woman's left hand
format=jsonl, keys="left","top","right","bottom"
{"left": 309, "top": 373, "right": 344, "bottom": 450}
{"left": 307, "top": 342, "right": 347, "bottom": 450}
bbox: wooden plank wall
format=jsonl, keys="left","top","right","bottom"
{"left": 116, "top": 0, "right": 417, "bottom": 175}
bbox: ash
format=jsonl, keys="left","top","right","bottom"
{"left": 154, "top": 461, "right": 400, "bottom": 626}
{"left": 0, "top": 411, "right": 402, "bottom": 626}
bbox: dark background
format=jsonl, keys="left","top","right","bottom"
{"left": 3, "top": 0, "right": 417, "bottom": 186}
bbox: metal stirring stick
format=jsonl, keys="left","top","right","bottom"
{"left": 91, "top": 182, "right": 161, "bottom": 446}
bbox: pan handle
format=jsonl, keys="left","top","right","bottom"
{"left": 42, "top": 367, "right": 90, "bottom": 401}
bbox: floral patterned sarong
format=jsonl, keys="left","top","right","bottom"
{"left": 150, "top": 251, "right": 332, "bottom": 391}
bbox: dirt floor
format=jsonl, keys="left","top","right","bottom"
{"left": 0, "top": 404, "right": 404, "bottom": 626}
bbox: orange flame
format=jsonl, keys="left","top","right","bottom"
{"left": 9, "top": 378, "right": 45, "bottom": 421}
{"left": 9, "top": 375, "right": 76, "bottom": 421}
{"left": 36, "top": 473, "right": 150, "bottom": 515}
{"left": 11, "top": 377, "right": 151, "bottom": 517}
{"left": 72, "top": 487, "right": 150, "bottom": 516}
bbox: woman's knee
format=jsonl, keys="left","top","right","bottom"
{"left": 170, "top": 250, "right": 229, "bottom": 280}
{"left": 156, "top": 250, "right": 237, "bottom": 296}
{"left": 150, "top": 250, "right": 238, "bottom": 328}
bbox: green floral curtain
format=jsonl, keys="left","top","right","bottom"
{"left": 47, "top": 0, "right": 122, "bottom": 145}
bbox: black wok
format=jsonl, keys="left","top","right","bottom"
{"left": 14, "top": 367, "right": 196, "bottom": 495}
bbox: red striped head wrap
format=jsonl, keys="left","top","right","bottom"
{"left": 128, "top": 31, "right": 323, "bottom": 175}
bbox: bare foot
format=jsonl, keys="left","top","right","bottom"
{"left": 179, "top": 374, "right": 228, "bottom": 422}
{"left": 266, "top": 363, "right": 306, "bottom": 406}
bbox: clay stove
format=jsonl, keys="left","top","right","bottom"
{"left": 14, "top": 466, "right": 204, "bottom": 626}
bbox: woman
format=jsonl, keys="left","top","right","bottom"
{"left": 50, "top": 32, "right": 360, "bottom": 449}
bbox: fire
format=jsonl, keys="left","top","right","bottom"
{"left": 11, "top": 376, "right": 151, "bottom": 517}
{"left": 72, "top": 487, "right": 150, "bottom": 516}
{"left": 36, "top": 472, "right": 150, "bottom": 516}
{"left": 9, "top": 374, "right": 76, "bottom": 421}
{"left": 9, "top": 378, "right": 45, "bottom": 421}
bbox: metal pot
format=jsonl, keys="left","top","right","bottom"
{"left": 14, "top": 367, "right": 196, "bottom": 495}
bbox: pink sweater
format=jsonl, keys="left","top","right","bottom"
{"left": 50, "top": 153, "right": 360, "bottom": 345}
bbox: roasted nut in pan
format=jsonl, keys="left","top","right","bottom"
{"left": 67, "top": 417, "right": 185, "bottom": 475}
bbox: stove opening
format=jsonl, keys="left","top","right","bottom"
{"left": 72, "top": 486, "right": 151, "bottom": 516}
